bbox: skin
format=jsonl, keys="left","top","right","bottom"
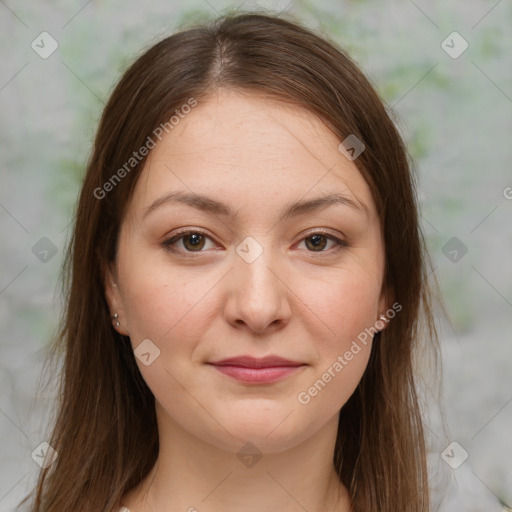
{"left": 105, "top": 88, "right": 390, "bottom": 512}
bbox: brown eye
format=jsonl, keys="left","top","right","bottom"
{"left": 182, "top": 232, "right": 206, "bottom": 251}
{"left": 299, "top": 232, "right": 348, "bottom": 253}
{"left": 305, "top": 234, "right": 328, "bottom": 251}
{"left": 162, "top": 230, "right": 216, "bottom": 253}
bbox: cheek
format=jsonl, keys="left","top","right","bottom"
{"left": 296, "top": 272, "right": 378, "bottom": 414}
{"left": 119, "top": 249, "right": 219, "bottom": 341}
{"left": 118, "top": 260, "right": 215, "bottom": 400}
{"left": 302, "top": 265, "right": 382, "bottom": 351}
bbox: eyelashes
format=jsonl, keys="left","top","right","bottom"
{"left": 161, "top": 229, "right": 349, "bottom": 256}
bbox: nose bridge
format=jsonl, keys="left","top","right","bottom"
{"left": 226, "top": 235, "right": 290, "bottom": 332}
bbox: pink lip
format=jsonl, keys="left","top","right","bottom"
{"left": 207, "top": 356, "right": 305, "bottom": 383}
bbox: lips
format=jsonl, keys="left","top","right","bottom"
{"left": 207, "top": 356, "right": 305, "bottom": 383}
{"left": 208, "top": 356, "right": 304, "bottom": 368}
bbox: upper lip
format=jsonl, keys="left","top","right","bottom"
{"left": 208, "top": 356, "right": 304, "bottom": 368}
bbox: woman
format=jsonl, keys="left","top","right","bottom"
{"left": 23, "top": 10, "right": 441, "bottom": 512}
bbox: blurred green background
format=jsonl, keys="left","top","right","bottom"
{"left": 1, "top": 1, "right": 511, "bottom": 510}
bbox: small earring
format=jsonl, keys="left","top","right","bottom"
{"left": 112, "top": 313, "right": 120, "bottom": 327}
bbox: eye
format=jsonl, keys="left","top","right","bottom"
{"left": 162, "top": 230, "right": 217, "bottom": 253}
{"left": 295, "top": 231, "right": 348, "bottom": 253}
{"left": 161, "top": 229, "right": 349, "bottom": 255}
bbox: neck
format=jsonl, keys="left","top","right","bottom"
{"left": 122, "top": 404, "right": 351, "bottom": 512}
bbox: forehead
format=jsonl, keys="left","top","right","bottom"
{"left": 128, "top": 89, "right": 376, "bottom": 222}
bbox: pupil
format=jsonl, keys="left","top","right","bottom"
{"left": 185, "top": 233, "right": 204, "bottom": 251}
{"left": 307, "top": 234, "right": 326, "bottom": 251}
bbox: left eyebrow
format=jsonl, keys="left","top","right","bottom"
{"left": 142, "top": 191, "right": 369, "bottom": 221}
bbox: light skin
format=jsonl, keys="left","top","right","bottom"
{"left": 105, "top": 88, "right": 390, "bottom": 512}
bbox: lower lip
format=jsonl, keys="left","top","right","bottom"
{"left": 209, "top": 364, "right": 304, "bottom": 383}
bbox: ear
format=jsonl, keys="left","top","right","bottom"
{"left": 103, "top": 262, "right": 130, "bottom": 336}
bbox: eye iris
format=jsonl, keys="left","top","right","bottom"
{"left": 305, "top": 234, "right": 327, "bottom": 251}
{"left": 183, "top": 233, "right": 205, "bottom": 251}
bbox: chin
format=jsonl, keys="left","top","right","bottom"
{"left": 206, "top": 414, "right": 313, "bottom": 455}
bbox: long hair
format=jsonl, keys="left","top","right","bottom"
{"left": 22, "top": 10, "right": 442, "bottom": 512}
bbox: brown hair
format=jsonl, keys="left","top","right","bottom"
{"left": 22, "top": 10, "right": 442, "bottom": 512}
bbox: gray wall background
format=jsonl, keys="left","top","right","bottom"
{"left": 0, "top": 0, "right": 511, "bottom": 510}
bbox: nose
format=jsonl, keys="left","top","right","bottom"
{"left": 223, "top": 244, "right": 292, "bottom": 335}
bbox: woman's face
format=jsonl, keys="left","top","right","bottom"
{"left": 105, "top": 89, "right": 389, "bottom": 453}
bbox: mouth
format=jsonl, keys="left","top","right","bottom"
{"left": 206, "top": 355, "right": 306, "bottom": 384}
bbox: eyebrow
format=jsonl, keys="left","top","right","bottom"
{"left": 142, "top": 190, "right": 368, "bottom": 221}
